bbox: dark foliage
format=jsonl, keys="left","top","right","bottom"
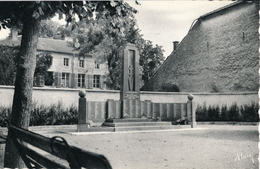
{"left": 0, "top": 102, "right": 78, "bottom": 126}
{"left": 0, "top": 46, "right": 19, "bottom": 85}
{"left": 160, "top": 83, "right": 180, "bottom": 92}
{"left": 34, "top": 52, "right": 53, "bottom": 87}
{"left": 196, "top": 102, "right": 259, "bottom": 122}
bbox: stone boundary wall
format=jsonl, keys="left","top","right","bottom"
{"left": 0, "top": 86, "right": 257, "bottom": 108}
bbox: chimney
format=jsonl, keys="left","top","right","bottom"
{"left": 11, "top": 29, "right": 18, "bottom": 41}
{"left": 173, "top": 41, "right": 179, "bottom": 51}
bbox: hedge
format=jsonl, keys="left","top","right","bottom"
{"left": 0, "top": 101, "right": 78, "bottom": 127}
{"left": 196, "top": 102, "right": 259, "bottom": 122}
{"left": 0, "top": 101, "right": 259, "bottom": 126}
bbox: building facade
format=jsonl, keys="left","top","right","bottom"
{"left": 142, "top": 1, "right": 259, "bottom": 92}
{"left": 0, "top": 35, "right": 108, "bottom": 89}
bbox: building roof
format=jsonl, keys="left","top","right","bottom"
{"left": 198, "top": 1, "right": 245, "bottom": 19}
{"left": 0, "top": 36, "right": 79, "bottom": 55}
{"left": 189, "top": 1, "right": 245, "bottom": 31}
{"left": 37, "top": 38, "right": 78, "bottom": 54}
{"left": 142, "top": 1, "right": 256, "bottom": 91}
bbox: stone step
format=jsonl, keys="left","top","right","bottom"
{"left": 105, "top": 118, "right": 153, "bottom": 123}
{"left": 114, "top": 125, "right": 191, "bottom": 132}
{"left": 102, "top": 122, "right": 172, "bottom": 127}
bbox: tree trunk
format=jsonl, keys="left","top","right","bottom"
{"left": 4, "top": 13, "right": 41, "bottom": 168}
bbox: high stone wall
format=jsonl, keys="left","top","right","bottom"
{"left": 142, "top": 1, "right": 259, "bottom": 92}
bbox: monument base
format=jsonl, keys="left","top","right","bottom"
{"left": 77, "top": 123, "right": 90, "bottom": 132}
{"left": 122, "top": 99, "right": 141, "bottom": 118}
{"left": 105, "top": 118, "right": 152, "bottom": 123}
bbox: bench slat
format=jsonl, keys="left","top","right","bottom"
{"left": 70, "top": 146, "right": 112, "bottom": 169}
{"left": 10, "top": 126, "right": 112, "bottom": 169}
{"left": 20, "top": 144, "right": 69, "bottom": 169}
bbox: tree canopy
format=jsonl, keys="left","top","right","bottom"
{"left": 0, "top": 45, "right": 19, "bottom": 85}
{"left": 69, "top": 8, "right": 164, "bottom": 89}
{"left": 70, "top": 7, "right": 141, "bottom": 89}
{"left": 139, "top": 40, "right": 165, "bottom": 84}
{"left": 0, "top": 1, "right": 138, "bottom": 168}
{"left": 1, "top": 1, "right": 164, "bottom": 89}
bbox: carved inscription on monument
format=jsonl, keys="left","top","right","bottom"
{"left": 128, "top": 50, "right": 135, "bottom": 91}
{"left": 125, "top": 92, "right": 139, "bottom": 99}
{"left": 120, "top": 43, "right": 140, "bottom": 101}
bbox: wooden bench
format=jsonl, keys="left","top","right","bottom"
{"left": 3, "top": 120, "right": 112, "bottom": 169}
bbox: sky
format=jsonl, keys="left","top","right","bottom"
{"left": 126, "top": 1, "right": 233, "bottom": 56}
{"left": 0, "top": 1, "right": 234, "bottom": 57}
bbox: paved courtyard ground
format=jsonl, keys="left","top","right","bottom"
{"left": 0, "top": 125, "right": 259, "bottom": 169}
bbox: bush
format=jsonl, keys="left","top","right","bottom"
{"left": 0, "top": 101, "right": 78, "bottom": 126}
{"left": 196, "top": 102, "right": 259, "bottom": 122}
{"left": 226, "top": 103, "right": 240, "bottom": 121}
{"left": 0, "top": 106, "right": 11, "bottom": 127}
{"left": 207, "top": 105, "right": 220, "bottom": 121}
{"left": 30, "top": 101, "right": 78, "bottom": 126}
{"left": 160, "top": 83, "right": 180, "bottom": 92}
{"left": 196, "top": 103, "right": 208, "bottom": 121}
{"left": 220, "top": 104, "right": 228, "bottom": 121}
{"left": 240, "top": 102, "right": 259, "bottom": 122}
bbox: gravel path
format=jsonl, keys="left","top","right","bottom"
{"left": 43, "top": 125, "right": 258, "bottom": 169}
{"left": 1, "top": 125, "right": 258, "bottom": 169}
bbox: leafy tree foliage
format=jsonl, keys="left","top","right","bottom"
{"left": 0, "top": 1, "right": 137, "bottom": 167}
{"left": 40, "top": 19, "right": 74, "bottom": 40}
{"left": 0, "top": 46, "right": 53, "bottom": 87}
{"left": 13, "top": 18, "right": 73, "bottom": 40}
{"left": 34, "top": 53, "right": 53, "bottom": 87}
{"left": 0, "top": 46, "right": 19, "bottom": 85}
{"left": 39, "top": 19, "right": 60, "bottom": 38}
{"left": 71, "top": 6, "right": 165, "bottom": 89}
{"left": 71, "top": 5, "right": 141, "bottom": 89}
{"left": 139, "top": 40, "right": 165, "bottom": 84}
{"left": 160, "top": 83, "right": 180, "bottom": 92}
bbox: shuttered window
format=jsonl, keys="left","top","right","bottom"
{"left": 61, "top": 73, "right": 70, "bottom": 87}
{"left": 78, "top": 74, "right": 85, "bottom": 88}
{"left": 93, "top": 75, "right": 100, "bottom": 88}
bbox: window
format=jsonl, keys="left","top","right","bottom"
{"left": 93, "top": 75, "right": 100, "bottom": 88}
{"left": 61, "top": 73, "right": 69, "bottom": 87}
{"left": 95, "top": 61, "right": 100, "bottom": 69}
{"left": 79, "top": 60, "right": 84, "bottom": 68}
{"left": 64, "top": 58, "right": 69, "bottom": 66}
{"left": 78, "top": 74, "right": 85, "bottom": 88}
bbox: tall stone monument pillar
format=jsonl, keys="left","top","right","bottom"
{"left": 120, "top": 43, "right": 141, "bottom": 118}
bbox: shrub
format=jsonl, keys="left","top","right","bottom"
{"left": 30, "top": 104, "right": 50, "bottom": 126}
{"left": 240, "top": 102, "right": 259, "bottom": 122}
{"left": 207, "top": 105, "right": 220, "bottom": 121}
{"left": 227, "top": 103, "right": 239, "bottom": 121}
{"left": 220, "top": 104, "right": 228, "bottom": 121}
{"left": 30, "top": 101, "right": 78, "bottom": 126}
{"left": 0, "top": 106, "right": 11, "bottom": 127}
{"left": 196, "top": 102, "right": 259, "bottom": 122}
{"left": 211, "top": 82, "right": 220, "bottom": 93}
{"left": 196, "top": 103, "right": 208, "bottom": 121}
{"left": 160, "top": 83, "right": 180, "bottom": 92}
{"left": 0, "top": 101, "right": 78, "bottom": 126}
